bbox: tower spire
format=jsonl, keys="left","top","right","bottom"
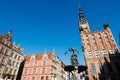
{"left": 79, "top": 8, "right": 87, "bottom": 23}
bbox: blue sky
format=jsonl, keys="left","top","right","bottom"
{"left": 0, "top": 0, "right": 120, "bottom": 64}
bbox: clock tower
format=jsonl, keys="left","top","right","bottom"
{"left": 78, "top": 8, "right": 90, "bottom": 35}
{"left": 78, "top": 7, "right": 120, "bottom": 80}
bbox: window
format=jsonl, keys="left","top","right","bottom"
{"left": 43, "top": 61, "right": 46, "bottom": 65}
{"left": 34, "top": 62, "right": 37, "bottom": 66}
{"left": 106, "top": 41, "right": 110, "bottom": 44}
{"left": 9, "top": 60, "right": 12, "bottom": 65}
{"left": 14, "top": 69, "right": 17, "bottom": 75}
{"left": 2, "top": 58, "right": 5, "bottom": 64}
{"left": 87, "top": 43, "right": 90, "bottom": 46}
{"left": 5, "top": 67, "right": 8, "bottom": 74}
{"left": 3, "top": 57, "right": 8, "bottom": 65}
{"left": 33, "top": 68, "right": 36, "bottom": 73}
{"left": 109, "top": 49, "right": 115, "bottom": 54}
{"left": 7, "top": 42, "right": 10, "bottom": 46}
{"left": 98, "top": 63, "right": 102, "bottom": 69}
{"left": 4, "top": 40, "right": 7, "bottom": 45}
{"left": 25, "top": 69, "right": 27, "bottom": 74}
{"left": 105, "top": 36, "right": 108, "bottom": 38}
{"left": 1, "top": 47, "right": 4, "bottom": 53}
{"left": 0, "top": 47, "right": 1, "bottom": 52}
{"left": 14, "top": 54, "right": 17, "bottom": 59}
{"left": 9, "top": 69, "right": 12, "bottom": 73}
{"left": 87, "top": 51, "right": 93, "bottom": 58}
{"left": 99, "top": 37, "right": 102, "bottom": 40}
{"left": 86, "top": 39, "right": 89, "bottom": 41}
{"left": 102, "top": 49, "right": 108, "bottom": 57}
{"left": 32, "top": 77, "right": 35, "bottom": 80}
{"left": 46, "top": 76, "right": 48, "bottom": 80}
{"left": 18, "top": 56, "right": 20, "bottom": 60}
{"left": 92, "top": 38, "right": 95, "bottom": 40}
{"left": 11, "top": 61, "right": 13, "bottom": 66}
{"left": 23, "top": 77, "right": 26, "bottom": 80}
{"left": 93, "top": 42, "right": 97, "bottom": 46}
{"left": 5, "top": 49, "right": 9, "bottom": 55}
{"left": 11, "top": 53, "right": 14, "bottom": 57}
{"left": 98, "top": 63, "right": 104, "bottom": 73}
{"left": 16, "top": 62, "right": 19, "bottom": 67}
{"left": 91, "top": 63, "right": 96, "bottom": 74}
{"left": 95, "top": 50, "right": 100, "bottom": 58}
{"left": 0, "top": 66, "right": 2, "bottom": 74}
{"left": 42, "top": 68, "right": 45, "bottom": 74}
{"left": 11, "top": 69, "right": 13, "bottom": 74}
{"left": 27, "top": 62, "right": 29, "bottom": 67}
{"left": 0, "top": 53, "right": 2, "bottom": 59}
{"left": 13, "top": 61, "right": 15, "bottom": 66}
{"left": 41, "top": 76, "right": 44, "bottom": 80}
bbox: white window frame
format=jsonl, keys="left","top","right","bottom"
{"left": 87, "top": 51, "right": 93, "bottom": 58}
{"left": 109, "top": 49, "right": 115, "bottom": 54}
{"left": 91, "top": 63, "right": 96, "bottom": 74}
{"left": 102, "top": 49, "right": 108, "bottom": 57}
{"left": 95, "top": 50, "right": 100, "bottom": 58}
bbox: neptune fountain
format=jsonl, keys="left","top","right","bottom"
{"left": 64, "top": 48, "right": 87, "bottom": 80}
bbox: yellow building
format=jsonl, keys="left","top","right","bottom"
{"left": 78, "top": 8, "right": 120, "bottom": 80}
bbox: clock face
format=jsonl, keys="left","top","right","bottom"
{"left": 82, "top": 24, "right": 87, "bottom": 28}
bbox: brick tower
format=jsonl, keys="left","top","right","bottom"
{"left": 78, "top": 8, "right": 120, "bottom": 80}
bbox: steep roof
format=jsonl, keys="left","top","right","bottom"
{"left": 36, "top": 54, "right": 43, "bottom": 60}
{"left": 24, "top": 52, "right": 54, "bottom": 61}
{"left": 24, "top": 55, "right": 31, "bottom": 60}
{"left": 47, "top": 52, "right": 54, "bottom": 58}
{"left": 0, "top": 31, "right": 13, "bottom": 48}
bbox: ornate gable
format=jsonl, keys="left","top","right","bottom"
{"left": 30, "top": 54, "right": 36, "bottom": 60}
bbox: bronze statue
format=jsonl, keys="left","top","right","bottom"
{"left": 64, "top": 47, "right": 87, "bottom": 80}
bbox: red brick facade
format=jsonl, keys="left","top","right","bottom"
{"left": 78, "top": 8, "right": 120, "bottom": 80}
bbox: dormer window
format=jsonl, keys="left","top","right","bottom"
{"left": 102, "top": 49, "right": 108, "bottom": 57}
{"left": 109, "top": 49, "right": 115, "bottom": 54}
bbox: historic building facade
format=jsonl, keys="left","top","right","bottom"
{"left": 0, "top": 31, "right": 13, "bottom": 79}
{"left": 0, "top": 31, "right": 24, "bottom": 80}
{"left": 21, "top": 52, "right": 67, "bottom": 80}
{"left": 8, "top": 42, "right": 24, "bottom": 80}
{"left": 78, "top": 8, "right": 120, "bottom": 80}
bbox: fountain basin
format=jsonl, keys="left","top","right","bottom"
{"left": 64, "top": 65, "right": 87, "bottom": 73}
